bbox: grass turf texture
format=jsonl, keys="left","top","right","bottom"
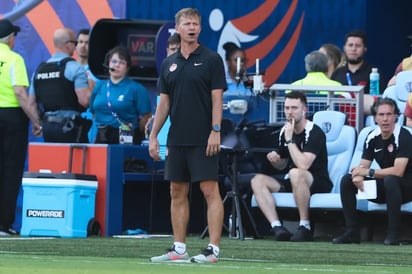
{"left": 0, "top": 236, "right": 411, "bottom": 273}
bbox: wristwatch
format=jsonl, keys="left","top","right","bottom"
{"left": 368, "top": 169, "right": 375, "bottom": 178}
{"left": 285, "top": 139, "right": 294, "bottom": 145}
{"left": 212, "top": 124, "right": 221, "bottom": 132}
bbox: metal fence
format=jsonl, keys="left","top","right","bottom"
{"left": 268, "top": 84, "right": 365, "bottom": 132}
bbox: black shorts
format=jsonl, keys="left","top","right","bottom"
{"left": 165, "top": 146, "right": 219, "bottom": 182}
{"left": 275, "top": 174, "right": 332, "bottom": 194}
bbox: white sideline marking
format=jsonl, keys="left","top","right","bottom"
{"left": 113, "top": 234, "right": 172, "bottom": 239}
{"left": 141, "top": 260, "right": 398, "bottom": 273}
{"left": 0, "top": 237, "right": 57, "bottom": 240}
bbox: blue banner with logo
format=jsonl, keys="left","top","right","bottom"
{"left": 126, "top": 0, "right": 367, "bottom": 85}
{"left": 1, "top": 0, "right": 126, "bottom": 79}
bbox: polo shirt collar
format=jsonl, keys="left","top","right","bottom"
{"left": 0, "top": 43, "right": 11, "bottom": 51}
{"left": 346, "top": 61, "right": 369, "bottom": 74}
{"left": 177, "top": 43, "right": 203, "bottom": 59}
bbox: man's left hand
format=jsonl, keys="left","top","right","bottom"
{"left": 206, "top": 131, "right": 221, "bottom": 157}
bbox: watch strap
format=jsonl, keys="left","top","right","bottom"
{"left": 212, "top": 124, "right": 221, "bottom": 132}
{"left": 285, "top": 139, "right": 294, "bottom": 144}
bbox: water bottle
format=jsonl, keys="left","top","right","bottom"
{"left": 369, "top": 68, "right": 380, "bottom": 95}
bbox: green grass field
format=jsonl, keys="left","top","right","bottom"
{"left": 0, "top": 235, "right": 411, "bottom": 273}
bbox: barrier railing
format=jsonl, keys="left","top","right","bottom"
{"left": 268, "top": 84, "right": 365, "bottom": 132}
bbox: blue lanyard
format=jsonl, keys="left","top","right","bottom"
{"left": 106, "top": 81, "right": 131, "bottom": 127}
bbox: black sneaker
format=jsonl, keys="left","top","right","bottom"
{"left": 332, "top": 230, "right": 360, "bottom": 244}
{"left": 384, "top": 233, "right": 400, "bottom": 246}
{"left": 290, "top": 225, "right": 313, "bottom": 242}
{"left": 0, "top": 227, "right": 18, "bottom": 236}
{"left": 271, "top": 226, "right": 291, "bottom": 241}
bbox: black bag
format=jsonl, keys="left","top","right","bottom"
{"left": 95, "top": 125, "right": 143, "bottom": 145}
{"left": 96, "top": 125, "right": 119, "bottom": 144}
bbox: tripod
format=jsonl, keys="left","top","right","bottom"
{"left": 200, "top": 147, "right": 261, "bottom": 240}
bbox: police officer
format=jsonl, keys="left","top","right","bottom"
{"left": 29, "top": 27, "right": 92, "bottom": 143}
{"left": 0, "top": 19, "right": 41, "bottom": 235}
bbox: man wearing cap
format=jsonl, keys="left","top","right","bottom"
{"left": 0, "top": 19, "right": 41, "bottom": 235}
{"left": 28, "top": 27, "right": 92, "bottom": 143}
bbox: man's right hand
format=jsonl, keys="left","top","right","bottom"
{"left": 32, "top": 123, "right": 42, "bottom": 137}
{"left": 148, "top": 137, "right": 161, "bottom": 161}
{"left": 352, "top": 175, "right": 364, "bottom": 191}
{"left": 267, "top": 150, "right": 281, "bottom": 164}
{"left": 284, "top": 118, "right": 294, "bottom": 141}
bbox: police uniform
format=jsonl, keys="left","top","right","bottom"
{"left": 0, "top": 21, "right": 29, "bottom": 233}
{"left": 29, "top": 53, "right": 90, "bottom": 143}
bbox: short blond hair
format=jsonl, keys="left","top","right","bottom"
{"left": 175, "top": 8, "right": 201, "bottom": 25}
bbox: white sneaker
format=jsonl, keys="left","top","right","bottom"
{"left": 150, "top": 245, "right": 189, "bottom": 263}
{"left": 190, "top": 247, "right": 219, "bottom": 263}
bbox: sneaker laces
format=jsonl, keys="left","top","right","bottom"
{"left": 200, "top": 247, "right": 215, "bottom": 257}
{"left": 165, "top": 247, "right": 175, "bottom": 253}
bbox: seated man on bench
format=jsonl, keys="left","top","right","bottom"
{"left": 333, "top": 98, "right": 412, "bottom": 245}
{"left": 251, "top": 91, "right": 332, "bottom": 242}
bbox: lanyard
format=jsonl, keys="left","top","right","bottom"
{"left": 106, "top": 81, "right": 131, "bottom": 127}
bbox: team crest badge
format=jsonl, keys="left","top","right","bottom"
{"left": 321, "top": 122, "right": 332, "bottom": 133}
{"left": 169, "top": 63, "right": 177, "bottom": 72}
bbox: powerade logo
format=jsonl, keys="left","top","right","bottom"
{"left": 26, "top": 209, "right": 65, "bottom": 218}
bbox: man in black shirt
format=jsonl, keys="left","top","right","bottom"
{"left": 149, "top": 8, "right": 226, "bottom": 263}
{"left": 331, "top": 30, "right": 385, "bottom": 123}
{"left": 332, "top": 30, "right": 385, "bottom": 95}
{"left": 251, "top": 91, "right": 332, "bottom": 242}
{"left": 333, "top": 98, "right": 412, "bottom": 245}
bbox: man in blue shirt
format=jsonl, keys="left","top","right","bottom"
{"left": 29, "top": 27, "right": 92, "bottom": 143}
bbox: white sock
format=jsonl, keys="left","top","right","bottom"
{"left": 173, "top": 242, "right": 186, "bottom": 254}
{"left": 208, "top": 244, "right": 219, "bottom": 257}
{"left": 271, "top": 221, "right": 282, "bottom": 228}
{"left": 299, "top": 220, "right": 311, "bottom": 230}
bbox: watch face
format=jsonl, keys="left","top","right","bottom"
{"left": 212, "top": 124, "right": 221, "bottom": 132}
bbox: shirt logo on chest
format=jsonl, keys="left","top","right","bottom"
{"left": 169, "top": 63, "right": 177, "bottom": 72}
{"left": 194, "top": 62, "right": 203, "bottom": 66}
